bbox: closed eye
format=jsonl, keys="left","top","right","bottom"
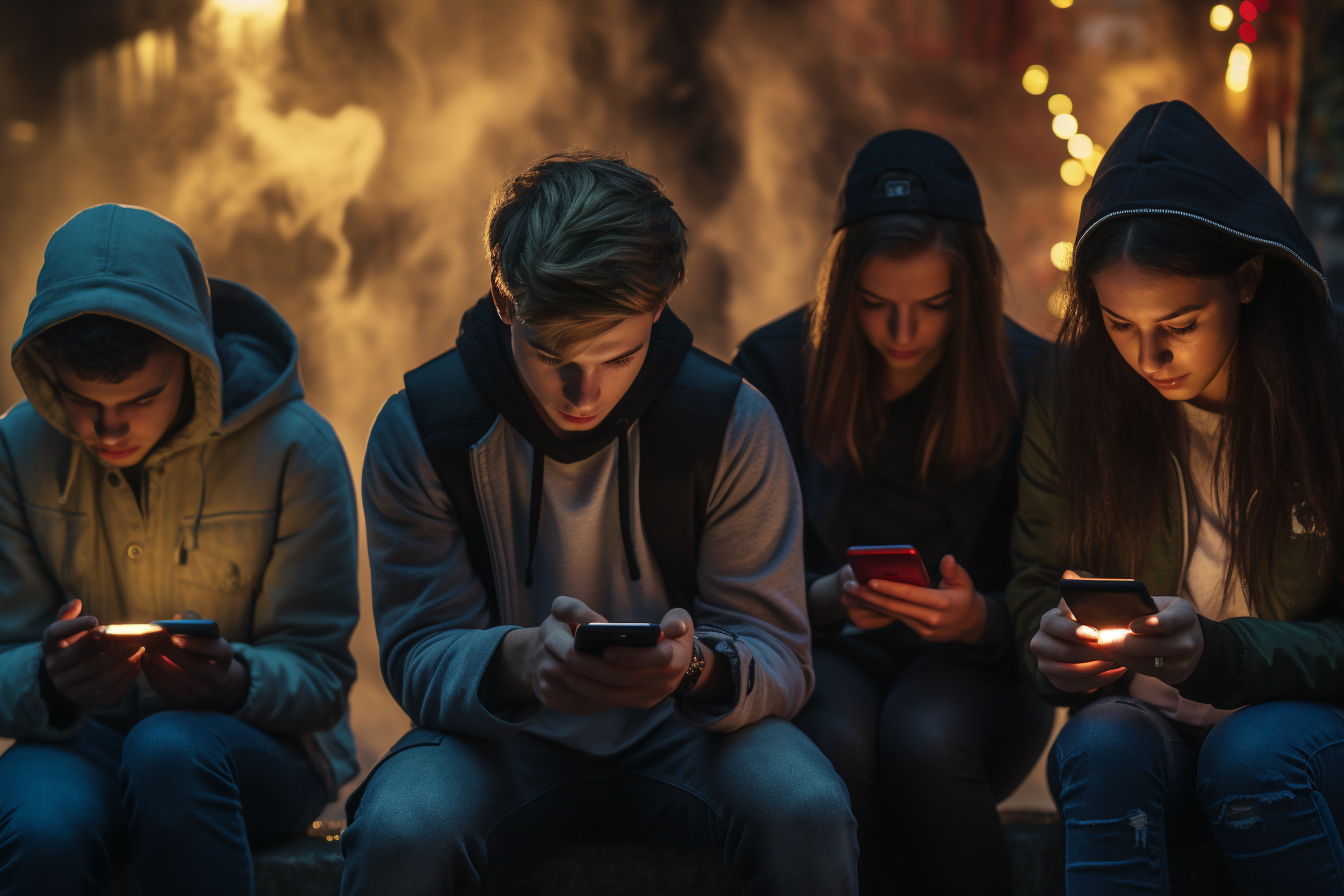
{"left": 607, "top": 355, "right": 636, "bottom": 369}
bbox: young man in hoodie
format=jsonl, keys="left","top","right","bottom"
{"left": 0, "top": 205, "right": 360, "bottom": 896}
{"left": 341, "top": 152, "right": 857, "bottom": 895}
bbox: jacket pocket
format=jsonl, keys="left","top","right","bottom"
{"left": 22, "top": 502, "right": 97, "bottom": 606}
{"left": 175, "top": 510, "right": 278, "bottom": 639}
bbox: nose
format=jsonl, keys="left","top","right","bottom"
{"left": 1136, "top": 331, "right": 1175, "bottom": 375}
{"left": 94, "top": 407, "right": 129, "bottom": 443}
{"left": 888, "top": 305, "right": 915, "bottom": 345}
{"left": 559, "top": 364, "right": 600, "bottom": 411}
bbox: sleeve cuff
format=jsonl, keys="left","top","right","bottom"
{"left": 1175, "top": 615, "right": 1243, "bottom": 705}
{"left": 676, "top": 631, "right": 750, "bottom": 728}
{"left": 35, "top": 649, "right": 80, "bottom": 731}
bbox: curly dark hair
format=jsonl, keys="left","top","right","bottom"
{"left": 36, "top": 314, "right": 175, "bottom": 383}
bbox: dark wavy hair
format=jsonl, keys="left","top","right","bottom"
{"left": 803, "top": 212, "right": 1016, "bottom": 480}
{"left": 485, "top": 150, "right": 688, "bottom": 359}
{"left": 1057, "top": 215, "right": 1344, "bottom": 617}
{"left": 36, "top": 313, "right": 173, "bottom": 383}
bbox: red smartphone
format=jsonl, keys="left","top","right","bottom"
{"left": 846, "top": 545, "right": 931, "bottom": 588}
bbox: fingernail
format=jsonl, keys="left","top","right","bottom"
{"left": 1077, "top": 626, "right": 1098, "bottom": 640}
{"left": 172, "top": 636, "right": 187, "bottom": 647}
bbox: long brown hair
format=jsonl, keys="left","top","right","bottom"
{"left": 803, "top": 213, "right": 1017, "bottom": 480}
{"left": 1058, "top": 215, "right": 1344, "bottom": 617}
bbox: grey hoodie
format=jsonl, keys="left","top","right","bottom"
{"left": 0, "top": 204, "right": 360, "bottom": 798}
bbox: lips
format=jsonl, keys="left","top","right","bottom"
{"left": 96, "top": 445, "right": 139, "bottom": 460}
{"left": 1147, "top": 373, "right": 1188, "bottom": 390}
{"left": 886, "top": 348, "right": 920, "bottom": 361}
{"left": 558, "top": 410, "right": 599, "bottom": 425}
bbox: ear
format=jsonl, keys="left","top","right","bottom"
{"left": 652, "top": 301, "right": 667, "bottom": 324}
{"left": 1238, "top": 255, "right": 1264, "bottom": 303}
{"left": 490, "top": 282, "right": 514, "bottom": 324}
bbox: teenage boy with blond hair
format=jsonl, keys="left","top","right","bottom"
{"left": 341, "top": 153, "right": 858, "bottom": 895}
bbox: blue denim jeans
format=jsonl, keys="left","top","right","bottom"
{"left": 0, "top": 711, "right": 327, "bottom": 896}
{"left": 1048, "top": 696, "right": 1344, "bottom": 896}
{"left": 341, "top": 715, "right": 859, "bottom": 896}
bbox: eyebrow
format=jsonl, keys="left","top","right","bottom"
{"left": 58, "top": 382, "right": 167, "bottom": 404}
{"left": 530, "top": 340, "right": 645, "bottom": 364}
{"left": 1099, "top": 303, "right": 1204, "bottom": 324}
{"left": 857, "top": 286, "right": 954, "bottom": 304}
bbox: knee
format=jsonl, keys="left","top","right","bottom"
{"left": 0, "top": 806, "right": 95, "bottom": 866}
{"left": 743, "top": 760, "right": 856, "bottom": 849}
{"left": 1049, "top": 698, "right": 1168, "bottom": 799}
{"left": 1197, "top": 703, "right": 1316, "bottom": 813}
{"left": 345, "top": 771, "right": 474, "bottom": 875}
{"left": 119, "top": 711, "right": 228, "bottom": 793}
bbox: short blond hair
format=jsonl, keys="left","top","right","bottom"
{"left": 485, "top": 151, "right": 688, "bottom": 358}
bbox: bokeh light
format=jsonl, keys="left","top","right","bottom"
{"left": 1048, "top": 288, "right": 1070, "bottom": 318}
{"left": 1050, "top": 0, "right": 1074, "bottom": 8}
{"left": 1083, "top": 144, "right": 1107, "bottom": 176}
{"left": 1060, "top": 159, "right": 1086, "bottom": 186}
{"left": 7, "top": 122, "right": 37, "bottom": 144}
{"left": 1047, "top": 94, "right": 1073, "bottom": 115}
{"left": 1227, "top": 42, "right": 1252, "bottom": 91}
{"left": 1022, "top": 65, "right": 1049, "bottom": 95}
{"left": 1068, "top": 134, "right": 1094, "bottom": 159}
{"left": 1210, "top": 4, "right": 1234, "bottom": 30}
{"left": 1239, "top": 0, "right": 1258, "bottom": 21}
{"left": 1239, "top": 21, "right": 1257, "bottom": 42}
{"left": 211, "top": 0, "right": 287, "bottom": 12}
{"left": 1050, "top": 241, "right": 1074, "bottom": 271}
{"left": 1052, "top": 113, "right": 1079, "bottom": 139}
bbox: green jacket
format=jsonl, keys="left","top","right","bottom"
{"left": 1008, "top": 364, "right": 1344, "bottom": 709}
{"left": 0, "top": 205, "right": 360, "bottom": 798}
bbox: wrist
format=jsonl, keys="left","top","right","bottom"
{"left": 481, "top": 627, "right": 541, "bottom": 710}
{"left": 957, "top": 591, "right": 989, "bottom": 645}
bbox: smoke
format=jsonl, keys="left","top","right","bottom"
{"left": 0, "top": 0, "right": 1293, "bottom": 808}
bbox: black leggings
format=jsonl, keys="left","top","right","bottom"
{"left": 792, "top": 643, "right": 1055, "bottom": 895}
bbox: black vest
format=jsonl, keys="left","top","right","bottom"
{"left": 403, "top": 347, "right": 743, "bottom": 618}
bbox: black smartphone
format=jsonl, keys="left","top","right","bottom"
{"left": 573, "top": 623, "right": 663, "bottom": 654}
{"left": 1058, "top": 578, "right": 1159, "bottom": 631}
{"left": 95, "top": 619, "right": 221, "bottom": 643}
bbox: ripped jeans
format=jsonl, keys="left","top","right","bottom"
{"left": 1049, "top": 696, "right": 1344, "bottom": 896}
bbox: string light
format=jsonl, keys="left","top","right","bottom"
{"left": 1022, "top": 65, "right": 1049, "bottom": 95}
{"left": 1226, "top": 42, "right": 1252, "bottom": 92}
{"left": 1052, "top": 113, "right": 1079, "bottom": 139}
{"left": 1083, "top": 144, "right": 1106, "bottom": 176}
{"left": 1210, "top": 5, "right": 1234, "bottom": 29}
{"left": 1050, "top": 0, "right": 1074, "bottom": 7}
{"left": 1060, "top": 159, "right": 1086, "bottom": 186}
{"left": 1050, "top": 241, "right": 1074, "bottom": 271}
{"left": 1067, "top": 134, "right": 1094, "bottom": 159}
{"left": 1238, "top": 0, "right": 1258, "bottom": 21}
{"left": 1047, "top": 94, "right": 1073, "bottom": 115}
{"left": 1239, "top": 21, "right": 1257, "bottom": 42}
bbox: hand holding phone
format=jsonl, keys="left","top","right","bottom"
{"left": 839, "top": 550, "right": 988, "bottom": 644}
{"left": 42, "top": 599, "right": 144, "bottom": 708}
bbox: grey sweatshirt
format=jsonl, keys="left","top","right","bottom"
{"left": 363, "top": 380, "right": 812, "bottom": 755}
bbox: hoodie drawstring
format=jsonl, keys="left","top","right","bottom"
{"left": 524, "top": 444, "right": 544, "bottom": 587}
{"left": 522, "top": 425, "right": 642, "bottom": 588}
{"left": 179, "top": 443, "right": 209, "bottom": 565}
{"left": 616, "top": 424, "right": 641, "bottom": 582}
{"left": 58, "top": 445, "right": 80, "bottom": 506}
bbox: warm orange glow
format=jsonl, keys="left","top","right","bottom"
{"left": 1067, "top": 133, "right": 1094, "bottom": 159}
{"left": 1210, "top": 5, "right": 1235, "bottom": 30}
{"left": 101, "top": 623, "right": 164, "bottom": 636}
{"left": 211, "top": 0, "right": 287, "bottom": 13}
{"left": 1050, "top": 241, "right": 1073, "bottom": 271}
{"left": 1060, "top": 159, "right": 1086, "bottom": 186}
{"left": 1052, "top": 113, "right": 1079, "bottom": 139}
{"left": 1047, "top": 94, "right": 1073, "bottom": 116}
{"left": 1083, "top": 144, "right": 1106, "bottom": 176}
{"left": 1095, "top": 627, "right": 1130, "bottom": 646}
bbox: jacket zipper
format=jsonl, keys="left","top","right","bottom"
{"left": 1169, "top": 452, "right": 1190, "bottom": 596}
{"left": 1077, "top": 208, "right": 1332, "bottom": 302}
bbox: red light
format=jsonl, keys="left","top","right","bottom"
{"left": 1239, "top": 21, "right": 1258, "bottom": 41}
{"left": 1239, "top": 1, "right": 1258, "bottom": 21}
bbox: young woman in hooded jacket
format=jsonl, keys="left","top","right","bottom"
{"left": 1009, "top": 100, "right": 1344, "bottom": 895}
{"left": 733, "top": 130, "right": 1054, "bottom": 896}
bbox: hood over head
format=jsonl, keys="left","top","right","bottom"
{"left": 11, "top": 204, "right": 302, "bottom": 461}
{"left": 1076, "top": 100, "right": 1329, "bottom": 302}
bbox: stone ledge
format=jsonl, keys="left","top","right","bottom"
{"left": 110, "top": 812, "right": 1237, "bottom": 895}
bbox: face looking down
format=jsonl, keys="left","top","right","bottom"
{"left": 55, "top": 346, "right": 190, "bottom": 468}
{"left": 853, "top": 247, "right": 956, "bottom": 399}
{"left": 1092, "top": 256, "right": 1263, "bottom": 412}
{"left": 499, "top": 300, "right": 664, "bottom": 438}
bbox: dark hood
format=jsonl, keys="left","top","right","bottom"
{"left": 1077, "top": 100, "right": 1329, "bottom": 302}
{"left": 455, "top": 295, "right": 694, "bottom": 463}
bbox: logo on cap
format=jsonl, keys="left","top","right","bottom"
{"left": 884, "top": 180, "right": 911, "bottom": 198}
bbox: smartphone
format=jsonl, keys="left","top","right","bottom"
{"left": 1057, "top": 578, "right": 1159, "bottom": 631}
{"left": 846, "top": 545, "right": 931, "bottom": 588}
{"left": 94, "top": 619, "right": 221, "bottom": 642}
{"left": 573, "top": 622, "right": 663, "bottom": 654}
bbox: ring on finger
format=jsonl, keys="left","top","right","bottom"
{"left": 1154, "top": 656, "right": 1165, "bottom": 669}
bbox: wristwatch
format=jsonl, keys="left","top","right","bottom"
{"left": 671, "top": 636, "right": 706, "bottom": 697}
